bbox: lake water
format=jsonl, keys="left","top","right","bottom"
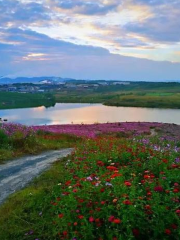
{"left": 0, "top": 103, "right": 180, "bottom": 125}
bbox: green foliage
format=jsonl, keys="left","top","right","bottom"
{"left": 0, "top": 92, "right": 55, "bottom": 109}
{"left": 0, "top": 129, "right": 9, "bottom": 147}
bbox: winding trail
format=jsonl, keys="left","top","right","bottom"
{"left": 0, "top": 148, "right": 74, "bottom": 205}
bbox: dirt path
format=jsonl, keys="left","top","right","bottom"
{"left": 0, "top": 148, "right": 74, "bottom": 205}
{"left": 150, "top": 128, "right": 157, "bottom": 137}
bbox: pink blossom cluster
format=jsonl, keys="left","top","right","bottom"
{"left": 0, "top": 123, "right": 35, "bottom": 138}
{"left": 33, "top": 122, "right": 163, "bottom": 138}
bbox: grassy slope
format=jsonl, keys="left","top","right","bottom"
{"left": 0, "top": 133, "right": 81, "bottom": 164}
{"left": 0, "top": 158, "right": 68, "bottom": 239}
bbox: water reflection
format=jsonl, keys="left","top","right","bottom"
{"left": 0, "top": 103, "right": 180, "bottom": 125}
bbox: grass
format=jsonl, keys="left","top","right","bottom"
{"left": 104, "top": 93, "right": 180, "bottom": 108}
{"left": 0, "top": 158, "right": 69, "bottom": 239}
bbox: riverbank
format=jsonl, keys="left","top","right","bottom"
{"left": 0, "top": 92, "right": 55, "bottom": 110}
{"left": 54, "top": 90, "right": 180, "bottom": 109}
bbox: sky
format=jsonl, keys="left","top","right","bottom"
{"left": 0, "top": 0, "right": 180, "bottom": 81}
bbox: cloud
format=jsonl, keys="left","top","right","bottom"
{"left": 51, "top": 0, "right": 120, "bottom": 15}
{"left": 124, "top": 0, "right": 180, "bottom": 42}
{"left": 136, "top": 0, "right": 175, "bottom": 6}
{"left": 0, "top": 27, "right": 179, "bottom": 81}
{"left": 0, "top": 0, "right": 179, "bottom": 79}
{"left": 0, "top": 0, "right": 50, "bottom": 27}
{"left": 0, "top": 27, "right": 109, "bottom": 59}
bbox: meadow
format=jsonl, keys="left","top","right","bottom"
{"left": 0, "top": 122, "right": 180, "bottom": 239}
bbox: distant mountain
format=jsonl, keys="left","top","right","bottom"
{"left": 0, "top": 77, "right": 76, "bottom": 84}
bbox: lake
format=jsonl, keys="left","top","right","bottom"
{"left": 0, "top": 103, "right": 180, "bottom": 125}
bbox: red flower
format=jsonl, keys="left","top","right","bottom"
{"left": 144, "top": 175, "right": 150, "bottom": 179}
{"left": 171, "top": 164, "right": 178, "bottom": 169}
{"left": 63, "top": 231, "right": 68, "bottom": 236}
{"left": 124, "top": 181, "right": 132, "bottom": 187}
{"left": 58, "top": 213, "right": 64, "bottom": 218}
{"left": 113, "top": 218, "right": 121, "bottom": 224}
{"left": 171, "top": 224, "right": 178, "bottom": 229}
{"left": 65, "top": 180, "right": 71, "bottom": 186}
{"left": 108, "top": 216, "right": 115, "bottom": 222}
{"left": 145, "top": 205, "right": 151, "bottom": 210}
{"left": 95, "top": 218, "right": 100, "bottom": 223}
{"left": 132, "top": 228, "right": 140, "bottom": 237}
{"left": 100, "top": 188, "right": 105, "bottom": 192}
{"left": 123, "top": 200, "right": 132, "bottom": 205}
{"left": 165, "top": 229, "right": 171, "bottom": 235}
{"left": 154, "top": 186, "right": 164, "bottom": 192}
{"left": 175, "top": 209, "right": 180, "bottom": 215}
{"left": 173, "top": 188, "right": 179, "bottom": 193}
{"left": 107, "top": 166, "right": 118, "bottom": 171}
{"left": 78, "top": 215, "right": 84, "bottom": 219}
{"left": 97, "top": 161, "right": 104, "bottom": 166}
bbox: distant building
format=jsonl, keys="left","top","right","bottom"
{"left": 8, "top": 87, "right": 17, "bottom": 92}
{"left": 112, "top": 82, "right": 130, "bottom": 85}
{"left": 66, "top": 84, "right": 77, "bottom": 89}
{"left": 98, "top": 82, "right": 109, "bottom": 86}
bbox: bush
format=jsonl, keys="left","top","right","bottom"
{"left": 0, "top": 129, "right": 9, "bottom": 147}
{"left": 10, "top": 131, "right": 38, "bottom": 150}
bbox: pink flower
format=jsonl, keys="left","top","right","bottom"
{"left": 175, "top": 209, "right": 180, "bottom": 216}
{"left": 89, "top": 216, "right": 94, "bottom": 222}
{"left": 108, "top": 216, "right": 115, "bottom": 222}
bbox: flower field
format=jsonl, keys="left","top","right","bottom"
{"left": 25, "top": 134, "right": 180, "bottom": 239}
{"left": 0, "top": 123, "right": 35, "bottom": 138}
{"left": 0, "top": 122, "right": 180, "bottom": 239}
{"left": 33, "top": 122, "right": 180, "bottom": 140}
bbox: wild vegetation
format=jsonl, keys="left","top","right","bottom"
{"left": 0, "top": 123, "right": 80, "bottom": 163}
{"left": 0, "top": 92, "right": 55, "bottom": 109}
{"left": 0, "top": 122, "right": 179, "bottom": 239}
